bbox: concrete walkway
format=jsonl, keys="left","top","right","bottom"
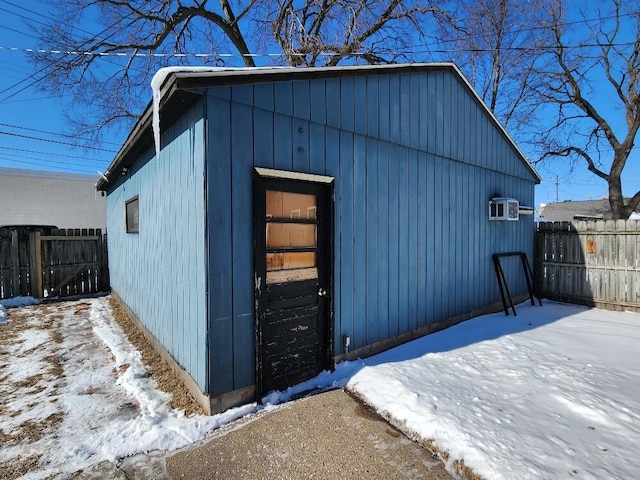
{"left": 158, "top": 389, "right": 452, "bottom": 479}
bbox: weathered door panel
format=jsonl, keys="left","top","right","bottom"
{"left": 254, "top": 173, "right": 333, "bottom": 397}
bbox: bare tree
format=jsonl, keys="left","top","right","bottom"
{"left": 534, "top": 0, "right": 640, "bottom": 219}
{"left": 270, "top": 0, "right": 452, "bottom": 67}
{"left": 439, "top": 0, "right": 552, "bottom": 132}
{"left": 32, "top": 0, "right": 451, "bottom": 141}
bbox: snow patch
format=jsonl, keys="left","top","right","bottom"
{"left": 0, "top": 304, "right": 6, "bottom": 325}
{"left": 346, "top": 302, "right": 640, "bottom": 479}
{"left": 0, "top": 297, "right": 259, "bottom": 478}
{"left": 0, "top": 296, "right": 41, "bottom": 308}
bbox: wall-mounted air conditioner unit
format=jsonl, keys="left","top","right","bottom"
{"left": 489, "top": 197, "right": 519, "bottom": 221}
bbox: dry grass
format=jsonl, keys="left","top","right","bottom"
{"left": 0, "top": 454, "right": 43, "bottom": 480}
{"left": 0, "top": 301, "right": 65, "bottom": 474}
{"left": 12, "top": 373, "right": 46, "bottom": 388}
{"left": 452, "top": 458, "right": 486, "bottom": 480}
{"left": 0, "top": 411, "right": 65, "bottom": 447}
{"left": 107, "top": 296, "right": 205, "bottom": 417}
{"left": 43, "top": 354, "right": 64, "bottom": 378}
{"left": 0, "top": 311, "right": 34, "bottom": 342}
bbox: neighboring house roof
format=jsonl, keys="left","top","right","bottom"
{"left": 96, "top": 63, "right": 541, "bottom": 191}
{"left": 540, "top": 199, "right": 640, "bottom": 222}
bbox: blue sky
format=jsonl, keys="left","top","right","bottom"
{"left": 0, "top": 1, "right": 117, "bottom": 177}
{"left": 0, "top": 0, "right": 638, "bottom": 209}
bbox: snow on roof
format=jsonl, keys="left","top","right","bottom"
{"left": 150, "top": 66, "right": 283, "bottom": 157}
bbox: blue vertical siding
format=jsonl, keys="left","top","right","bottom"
{"left": 376, "top": 142, "right": 390, "bottom": 342}
{"left": 407, "top": 149, "right": 419, "bottom": 331}
{"left": 207, "top": 94, "right": 234, "bottom": 395}
{"left": 230, "top": 102, "right": 255, "bottom": 388}
{"left": 107, "top": 99, "right": 207, "bottom": 392}
{"left": 293, "top": 118, "right": 310, "bottom": 172}
{"left": 387, "top": 144, "right": 400, "bottom": 338}
{"left": 274, "top": 113, "right": 293, "bottom": 171}
{"left": 397, "top": 147, "right": 409, "bottom": 334}
{"left": 338, "top": 131, "right": 355, "bottom": 346}
{"left": 325, "top": 126, "right": 341, "bottom": 349}
{"left": 365, "top": 137, "right": 379, "bottom": 345}
{"left": 416, "top": 152, "right": 428, "bottom": 325}
{"left": 352, "top": 134, "right": 367, "bottom": 347}
{"left": 203, "top": 67, "right": 537, "bottom": 391}
{"left": 254, "top": 109, "right": 274, "bottom": 168}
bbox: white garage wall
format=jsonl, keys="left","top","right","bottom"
{"left": 0, "top": 167, "right": 106, "bottom": 230}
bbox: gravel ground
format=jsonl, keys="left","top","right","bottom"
{"left": 163, "top": 389, "right": 453, "bottom": 480}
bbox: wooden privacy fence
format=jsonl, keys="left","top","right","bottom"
{"left": 535, "top": 220, "right": 640, "bottom": 312}
{"left": 0, "top": 227, "right": 109, "bottom": 300}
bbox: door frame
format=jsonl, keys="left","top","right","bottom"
{"left": 253, "top": 167, "right": 334, "bottom": 398}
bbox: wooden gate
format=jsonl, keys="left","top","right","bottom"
{"left": 0, "top": 227, "right": 109, "bottom": 300}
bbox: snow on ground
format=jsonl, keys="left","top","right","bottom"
{"left": 0, "top": 297, "right": 255, "bottom": 479}
{"left": 0, "top": 297, "right": 42, "bottom": 308}
{"left": 0, "top": 297, "right": 41, "bottom": 326}
{"left": 345, "top": 302, "right": 640, "bottom": 479}
{"left": 1, "top": 297, "right": 639, "bottom": 479}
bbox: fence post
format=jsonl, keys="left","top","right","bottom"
{"left": 10, "top": 230, "right": 20, "bottom": 297}
{"left": 29, "top": 231, "right": 44, "bottom": 299}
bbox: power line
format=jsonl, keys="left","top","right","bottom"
{"left": 0, "top": 93, "right": 76, "bottom": 104}
{"left": 0, "top": 7, "right": 138, "bottom": 103}
{"left": 0, "top": 145, "right": 110, "bottom": 162}
{"left": 0, "top": 122, "right": 122, "bottom": 146}
{"left": 0, "top": 130, "right": 118, "bottom": 152}
{"left": 0, "top": 151, "right": 107, "bottom": 168}
{"left": 0, "top": 155, "right": 102, "bottom": 174}
{"left": 0, "top": 40, "right": 638, "bottom": 60}
{"left": 0, "top": 5, "right": 53, "bottom": 30}
{"left": 0, "top": 23, "right": 41, "bottom": 41}
{"left": 2, "top": 0, "right": 111, "bottom": 39}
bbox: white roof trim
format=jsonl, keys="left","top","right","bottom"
{"left": 255, "top": 167, "right": 334, "bottom": 184}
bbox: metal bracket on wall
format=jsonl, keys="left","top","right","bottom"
{"left": 492, "top": 252, "right": 543, "bottom": 316}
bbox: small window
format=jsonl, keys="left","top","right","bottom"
{"left": 125, "top": 196, "right": 139, "bottom": 233}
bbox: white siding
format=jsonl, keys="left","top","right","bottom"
{"left": 0, "top": 167, "right": 106, "bottom": 230}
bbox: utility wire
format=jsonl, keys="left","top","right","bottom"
{"left": 2, "top": 0, "right": 113, "bottom": 38}
{"left": 0, "top": 130, "right": 118, "bottom": 152}
{"left": 0, "top": 93, "right": 76, "bottom": 104}
{"left": 0, "top": 152, "right": 108, "bottom": 168}
{"left": 0, "top": 22, "right": 41, "bottom": 41}
{"left": 0, "top": 145, "right": 110, "bottom": 162}
{"left": 0, "top": 122, "right": 122, "bottom": 146}
{"left": 0, "top": 154, "right": 101, "bottom": 174}
{"left": 1, "top": 41, "right": 638, "bottom": 59}
{"left": 0, "top": 7, "right": 138, "bottom": 102}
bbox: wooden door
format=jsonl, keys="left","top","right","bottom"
{"left": 254, "top": 174, "right": 333, "bottom": 397}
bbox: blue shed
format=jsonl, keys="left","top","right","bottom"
{"left": 97, "top": 63, "right": 541, "bottom": 414}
